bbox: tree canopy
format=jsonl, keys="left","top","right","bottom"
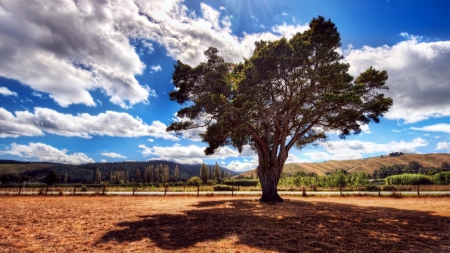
{"left": 167, "top": 16, "right": 393, "bottom": 202}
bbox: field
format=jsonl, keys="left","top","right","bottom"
{"left": 1, "top": 196, "right": 450, "bottom": 252}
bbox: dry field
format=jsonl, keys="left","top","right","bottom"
{"left": 1, "top": 196, "right": 450, "bottom": 252}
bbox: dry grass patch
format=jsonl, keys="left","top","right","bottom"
{"left": 0, "top": 196, "right": 449, "bottom": 252}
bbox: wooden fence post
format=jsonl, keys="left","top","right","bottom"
{"left": 417, "top": 185, "right": 420, "bottom": 197}
{"left": 133, "top": 186, "right": 136, "bottom": 196}
{"left": 73, "top": 186, "right": 76, "bottom": 195}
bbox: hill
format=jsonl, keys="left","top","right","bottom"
{"left": 0, "top": 160, "right": 238, "bottom": 184}
{"left": 238, "top": 153, "right": 450, "bottom": 177}
{"left": 0, "top": 160, "right": 60, "bottom": 175}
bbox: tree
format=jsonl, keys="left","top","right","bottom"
{"left": 44, "top": 170, "right": 60, "bottom": 186}
{"left": 134, "top": 169, "right": 141, "bottom": 183}
{"left": 94, "top": 168, "right": 102, "bottom": 184}
{"left": 174, "top": 165, "right": 180, "bottom": 182}
{"left": 213, "top": 162, "right": 221, "bottom": 183}
{"left": 167, "top": 16, "right": 392, "bottom": 202}
{"left": 199, "top": 163, "right": 208, "bottom": 184}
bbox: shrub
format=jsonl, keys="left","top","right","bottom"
{"left": 365, "top": 185, "right": 379, "bottom": 191}
{"left": 80, "top": 185, "right": 88, "bottom": 192}
{"left": 187, "top": 176, "right": 202, "bottom": 186}
{"left": 382, "top": 185, "right": 397, "bottom": 191}
{"left": 222, "top": 179, "right": 259, "bottom": 187}
{"left": 434, "top": 171, "right": 450, "bottom": 185}
{"left": 385, "top": 173, "right": 433, "bottom": 185}
{"left": 213, "top": 185, "right": 233, "bottom": 191}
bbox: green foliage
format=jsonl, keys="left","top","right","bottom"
{"left": 44, "top": 170, "right": 60, "bottom": 186}
{"left": 80, "top": 185, "right": 88, "bottom": 192}
{"left": 187, "top": 176, "right": 202, "bottom": 186}
{"left": 212, "top": 185, "right": 233, "bottom": 191}
{"left": 385, "top": 173, "right": 433, "bottom": 185}
{"left": 434, "top": 171, "right": 450, "bottom": 185}
{"left": 222, "top": 179, "right": 259, "bottom": 187}
{"left": 167, "top": 16, "right": 392, "bottom": 202}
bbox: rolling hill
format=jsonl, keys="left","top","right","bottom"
{"left": 0, "top": 160, "right": 238, "bottom": 184}
{"left": 238, "top": 153, "right": 450, "bottom": 177}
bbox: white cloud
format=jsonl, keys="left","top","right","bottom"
{"left": 392, "top": 129, "right": 401, "bottom": 133}
{"left": 0, "top": 0, "right": 154, "bottom": 108}
{"left": 147, "top": 138, "right": 154, "bottom": 142}
{"left": 0, "top": 1, "right": 311, "bottom": 109}
{"left": 345, "top": 35, "right": 450, "bottom": 124}
{"left": 286, "top": 153, "right": 311, "bottom": 164}
{"left": 436, "top": 142, "right": 450, "bottom": 151}
{"left": 32, "top": 92, "right": 43, "bottom": 98}
{"left": 0, "top": 142, "right": 94, "bottom": 164}
{"left": 411, "top": 123, "right": 450, "bottom": 134}
{"left": 139, "top": 143, "right": 240, "bottom": 164}
{"left": 101, "top": 152, "right": 126, "bottom": 159}
{"left": 225, "top": 159, "right": 258, "bottom": 172}
{"left": 0, "top": 107, "right": 178, "bottom": 140}
{"left": 0, "top": 87, "right": 17, "bottom": 97}
{"left": 149, "top": 65, "right": 162, "bottom": 73}
{"left": 304, "top": 138, "right": 429, "bottom": 161}
{"left": 101, "top": 159, "right": 107, "bottom": 163}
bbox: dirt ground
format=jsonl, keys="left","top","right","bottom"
{"left": 1, "top": 196, "right": 450, "bottom": 253}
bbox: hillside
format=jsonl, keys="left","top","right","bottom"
{"left": 239, "top": 153, "right": 450, "bottom": 177}
{"left": 0, "top": 160, "right": 60, "bottom": 175}
{"left": 0, "top": 160, "right": 238, "bottom": 183}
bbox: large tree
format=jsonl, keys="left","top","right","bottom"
{"left": 167, "top": 16, "right": 392, "bottom": 202}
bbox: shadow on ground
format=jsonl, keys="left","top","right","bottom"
{"left": 97, "top": 199, "right": 450, "bottom": 252}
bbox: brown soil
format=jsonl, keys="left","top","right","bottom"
{"left": 1, "top": 196, "right": 450, "bottom": 252}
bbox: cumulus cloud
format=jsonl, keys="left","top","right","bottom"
{"left": 139, "top": 143, "right": 240, "bottom": 164}
{"left": 0, "top": 142, "right": 94, "bottom": 164}
{"left": 0, "top": 0, "right": 153, "bottom": 108}
{"left": 411, "top": 123, "right": 450, "bottom": 134}
{"left": 0, "top": 107, "right": 178, "bottom": 140}
{"left": 101, "top": 152, "right": 126, "bottom": 159}
{"left": 0, "top": 87, "right": 17, "bottom": 97}
{"left": 436, "top": 142, "right": 450, "bottom": 151}
{"left": 149, "top": 65, "right": 162, "bottom": 73}
{"left": 0, "top": 1, "right": 311, "bottom": 108}
{"left": 345, "top": 35, "right": 450, "bottom": 124}
{"left": 304, "top": 138, "right": 429, "bottom": 161}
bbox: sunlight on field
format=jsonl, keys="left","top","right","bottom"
{"left": 0, "top": 196, "right": 449, "bottom": 252}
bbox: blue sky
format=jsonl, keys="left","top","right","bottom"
{"left": 1, "top": 0, "right": 450, "bottom": 171}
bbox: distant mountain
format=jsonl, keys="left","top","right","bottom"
{"left": 0, "top": 160, "right": 238, "bottom": 184}
{"left": 238, "top": 153, "right": 450, "bottom": 177}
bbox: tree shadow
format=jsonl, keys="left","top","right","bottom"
{"left": 97, "top": 199, "right": 450, "bottom": 252}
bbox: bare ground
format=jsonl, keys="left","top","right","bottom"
{"left": 1, "top": 196, "right": 450, "bottom": 252}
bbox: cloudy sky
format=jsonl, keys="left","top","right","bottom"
{"left": 1, "top": 0, "right": 450, "bottom": 171}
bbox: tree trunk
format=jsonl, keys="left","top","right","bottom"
{"left": 257, "top": 164, "right": 284, "bottom": 203}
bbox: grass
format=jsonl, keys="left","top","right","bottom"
{"left": 0, "top": 196, "right": 450, "bottom": 252}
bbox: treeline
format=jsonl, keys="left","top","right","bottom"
{"left": 0, "top": 160, "right": 238, "bottom": 184}
{"left": 385, "top": 171, "right": 450, "bottom": 185}
{"left": 278, "top": 170, "right": 372, "bottom": 190}
{"left": 373, "top": 161, "right": 450, "bottom": 179}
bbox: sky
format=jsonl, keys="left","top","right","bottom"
{"left": 1, "top": 0, "right": 450, "bottom": 172}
